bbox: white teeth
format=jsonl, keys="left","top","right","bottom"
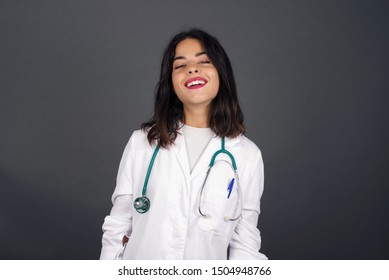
{"left": 187, "top": 80, "right": 206, "bottom": 87}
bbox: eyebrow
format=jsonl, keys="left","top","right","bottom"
{"left": 173, "top": 51, "right": 207, "bottom": 62}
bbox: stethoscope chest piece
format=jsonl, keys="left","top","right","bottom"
{"left": 133, "top": 196, "right": 150, "bottom": 213}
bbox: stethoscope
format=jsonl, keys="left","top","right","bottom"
{"left": 133, "top": 137, "right": 242, "bottom": 222}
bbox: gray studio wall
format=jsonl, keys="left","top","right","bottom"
{"left": 1, "top": 0, "right": 388, "bottom": 259}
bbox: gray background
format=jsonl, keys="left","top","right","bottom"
{"left": 1, "top": 0, "right": 388, "bottom": 259}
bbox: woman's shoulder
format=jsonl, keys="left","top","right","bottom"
{"left": 237, "top": 134, "right": 261, "bottom": 151}
{"left": 123, "top": 128, "right": 153, "bottom": 151}
{"left": 234, "top": 134, "right": 263, "bottom": 159}
{"left": 130, "top": 128, "right": 148, "bottom": 140}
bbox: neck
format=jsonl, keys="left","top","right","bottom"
{"left": 183, "top": 105, "right": 210, "bottom": 128}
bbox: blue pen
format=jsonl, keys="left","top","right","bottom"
{"left": 227, "top": 178, "right": 235, "bottom": 199}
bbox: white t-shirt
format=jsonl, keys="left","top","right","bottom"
{"left": 182, "top": 125, "right": 214, "bottom": 172}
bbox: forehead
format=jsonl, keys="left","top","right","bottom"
{"left": 175, "top": 38, "right": 205, "bottom": 56}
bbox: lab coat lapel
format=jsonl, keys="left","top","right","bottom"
{"left": 171, "top": 128, "right": 243, "bottom": 181}
{"left": 190, "top": 135, "right": 242, "bottom": 179}
{"left": 171, "top": 131, "right": 191, "bottom": 183}
{"left": 190, "top": 135, "right": 220, "bottom": 180}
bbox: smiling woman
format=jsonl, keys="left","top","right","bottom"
{"left": 172, "top": 39, "right": 220, "bottom": 127}
{"left": 99, "top": 28, "right": 267, "bottom": 260}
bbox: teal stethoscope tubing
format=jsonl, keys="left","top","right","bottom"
{"left": 141, "top": 145, "right": 160, "bottom": 196}
{"left": 133, "top": 137, "right": 242, "bottom": 222}
{"left": 210, "top": 137, "right": 237, "bottom": 170}
{"left": 132, "top": 145, "right": 160, "bottom": 213}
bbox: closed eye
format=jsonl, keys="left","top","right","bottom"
{"left": 199, "top": 60, "right": 211, "bottom": 64}
{"left": 174, "top": 64, "right": 185, "bottom": 70}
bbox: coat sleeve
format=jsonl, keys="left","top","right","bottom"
{"left": 228, "top": 150, "right": 268, "bottom": 260}
{"left": 99, "top": 135, "right": 134, "bottom": 260}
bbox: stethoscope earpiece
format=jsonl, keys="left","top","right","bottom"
{"left": 133, "top": 196, "right": 150, "bottom": 213}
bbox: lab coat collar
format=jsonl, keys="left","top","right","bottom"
{"left": 172, "top": 125, "right": 241, "bottom": 180}
{"left": 171, "top": 128, "right": 191, "bottom": 182}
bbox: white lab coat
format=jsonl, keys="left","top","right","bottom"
{"left": 100, "top": 128, "right": 267, "bottom": 260}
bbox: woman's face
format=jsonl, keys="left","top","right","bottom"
{"left": 172, "top": 38, "right": 219, "bottom": 112}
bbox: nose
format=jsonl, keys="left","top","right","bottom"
{"left": 187, "top": 64, "right": 199, "bottom": 75}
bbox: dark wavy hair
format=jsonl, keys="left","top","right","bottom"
{"left": 141, "top": 28, "right": 245, "bottom": 148}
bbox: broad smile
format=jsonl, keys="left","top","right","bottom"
{"left": 184, "top": 77, "right": 208, "bottom": 89}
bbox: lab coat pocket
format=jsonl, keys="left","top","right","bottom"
{"left": 197, "top": 163, "right": 239, "bottom": 238}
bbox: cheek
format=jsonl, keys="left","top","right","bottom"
{"left": 172, "top": 74, "right": 182, "bottom": 90}
{"left": 212, "top": 73, "right": 220, "bottom": 94}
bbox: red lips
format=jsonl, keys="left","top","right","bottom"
{"left": 184, "top": 77, "right": 207, "bottom": 89}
